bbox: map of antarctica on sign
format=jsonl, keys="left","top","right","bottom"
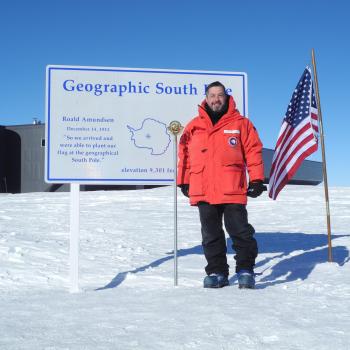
{"left": 45, "top": 66, "right": 247, "bottom": 185}
{"left": 127, "top": 118, "right": 171, "bottom": 156}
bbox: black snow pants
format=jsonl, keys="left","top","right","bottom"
{"left": 198, "top": 202, "right": 258, "bottom": 276}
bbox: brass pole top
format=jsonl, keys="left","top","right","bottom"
{"left": 168, "top": 120, "right": 183, "bottom": 136}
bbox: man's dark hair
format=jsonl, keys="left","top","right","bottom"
{"left": 205, "top": 81, "right": 226, "bottom": 96}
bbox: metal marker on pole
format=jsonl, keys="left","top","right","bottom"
{"left": 167, "top": 121, "right": 183, "bottom": 286}
{"left": 70, "top": 183, "right": 80, "bottom": 292}
{"left": 311, "top": 49, "right": 333, "bottom": 262}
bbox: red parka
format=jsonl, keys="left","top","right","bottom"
{"left": 177, "top": 95, "right": 264, "bottom": 205}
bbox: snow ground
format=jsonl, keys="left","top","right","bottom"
{"left": 0, "top": 185, "right": 349, "bottom": 349}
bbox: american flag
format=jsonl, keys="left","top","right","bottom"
{"left": 269, "top": 67, "right": 319, "bottom": 200}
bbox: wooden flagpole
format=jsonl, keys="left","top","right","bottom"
{"left": 311, "top": 48, "right": 333, "bottom": 262}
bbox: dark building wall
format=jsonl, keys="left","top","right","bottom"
{"left": 0, "top": 126, "right": 6, "bottom": 191}
{"left": 5, "top": 129, "right": 21, "bottom": 192}
{"left": 4, "top": 124, "right": 47, "bottom": 192}
{"left": 1, "top": 127, "right": 22, "bottom": 192}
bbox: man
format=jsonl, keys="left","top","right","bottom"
{"left": 177, "top": 81, "right": 266, "bottom": 289}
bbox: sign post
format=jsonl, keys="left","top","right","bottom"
{"left": 69, "top": 183, "right": 80, "bottom": 293}
{"left": 167, "top": 121, "right": 183, "bottom": 286}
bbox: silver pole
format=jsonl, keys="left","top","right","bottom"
{"left": 167, "top": 121, "right": 183, "bottom": 287}
{"left": 173, "top": 133, "right": 178, "bottom": 286}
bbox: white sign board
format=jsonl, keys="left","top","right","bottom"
{"left": 45, "top": 66, "right": 248, "bottom": 184}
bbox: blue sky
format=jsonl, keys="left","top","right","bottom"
{"left": 0, "top": 0, "right": 349, "bottom": 186}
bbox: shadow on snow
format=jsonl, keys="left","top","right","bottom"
{"left": 96, "top": 232, "right": 349, "bottom": 291}
{"left": 95, "top": 245, "right": 202, "bottom": 291}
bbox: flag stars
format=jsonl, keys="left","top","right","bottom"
{"left": 284, "top": 68, "right": 315, "bottom": 126}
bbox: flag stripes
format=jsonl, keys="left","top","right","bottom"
{"left": 269, "top": 67, "right": 319, "bottom": 199}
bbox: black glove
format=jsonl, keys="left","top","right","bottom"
{"left": 247, "top": 180, "right": 267, "bottom": 198}
{"left": 179, "top": 184, "right": 189, "bottom": 198}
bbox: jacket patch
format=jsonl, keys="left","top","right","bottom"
{"left": 228, "top": 137, "right": 238, "bottom": 147}
{"left": 224, "top": 130, "right": 240, "bottom": 134}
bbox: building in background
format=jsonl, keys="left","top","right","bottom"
{"left": 0, "top": 123, "right": 323, "bottom": 193}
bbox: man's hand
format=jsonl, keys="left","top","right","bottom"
{"left": 247, "top": 180, "right": 267, "bottom": 198}
{"left": 179, "top": 184, "right": 189, "bottom": 198}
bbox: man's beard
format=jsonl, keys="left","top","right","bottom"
{"left": 209, "top": 103, "right": 225, "bottom": 113}
{"left": 208, "top": 99, "right": 228, "bottom": 114}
